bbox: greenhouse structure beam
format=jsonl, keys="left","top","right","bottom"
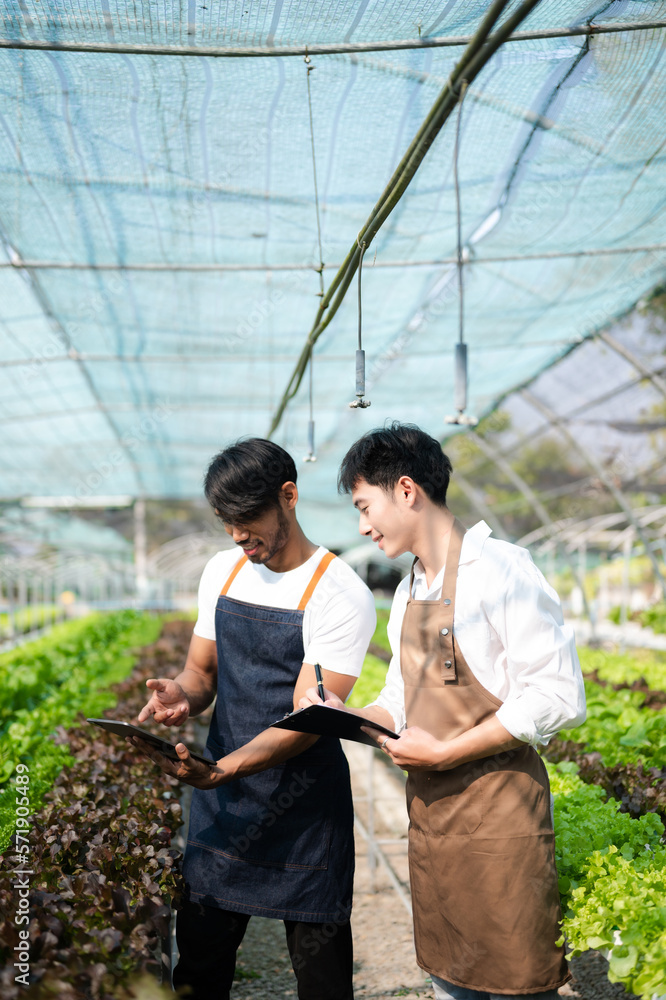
{"left": 454, "top": 470, "right": 507, "bottom": 540}
{"left": 521, "top": 389, "right": 666, "bottom": 598}
{"left": 455, "top": 361, "right": 666, "bottom": 480}
{"left": 599, "top": 330, "right": 666, "bottom": 400}
{"left": 1, "top": 19, "right": 664, "bottom": 59}
{"left": 2, "top": 243, "right": 665, "bottom": 272}
{"left": 466, "top": 429, "right": 592, "bottom": 618}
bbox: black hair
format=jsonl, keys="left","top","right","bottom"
{"left": 338, "top": 422, "right": 452, "bottom": 506}
{"left": 204, "top": 438, "right": 298, "bottom": 524}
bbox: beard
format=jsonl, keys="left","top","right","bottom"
{"left": 245, "top": 505, "right": 290, "bottom": 566}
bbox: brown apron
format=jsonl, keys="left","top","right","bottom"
{"left": 401, "top": 518, "right": 570, "bottom": 995}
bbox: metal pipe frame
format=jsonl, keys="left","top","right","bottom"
{"left": 521, "top": 389, "right": 666, "bottom": 598}
{"left": 0, "top": 19, "right": 664, "bottom": 58}
{"left": 465, "top": 429, "right": 593, "bottom": 620}
{"left": 2, "top": 243, "right": 665, "bottom": 272}
{"left": 598, "top": 330, "right": 666, "bottom": 400}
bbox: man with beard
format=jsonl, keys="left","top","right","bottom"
{"left": 132, "top": 438, "right": 375, "bottom": 1000}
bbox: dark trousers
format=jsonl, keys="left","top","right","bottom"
{"left": 173, "top": 898, "right": 354, "bottom": 1000}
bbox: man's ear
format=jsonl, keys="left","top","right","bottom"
{"left": 280, "top": 481, "right": 299, "bottom": 510}
{"left": 396, "top": 476, "right": 418, "bottom": 507}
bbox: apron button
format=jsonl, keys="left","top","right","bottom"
{"left": 444, "top": 660, "right": 452, "bottom": 668}
{"left": 443, "top": 598, "right": 451, "bottom": 605}
{"left": 440, "top": 628, "right": 449, "bottom": 635}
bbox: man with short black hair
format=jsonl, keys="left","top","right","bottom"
{"left": 133, "top": 438, "right": 375, "bottom": 1000}
{"left": 302, "top": 421, "right": 586, "bottom": 1000}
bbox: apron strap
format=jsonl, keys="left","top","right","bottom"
{"left": 297, "top": 551, "right": 336, "bottom": 611}
{"left": 438, "top": 520, "right": 466, "bottom": 682}
{"left": 219, "top": 553, "right": 248, "bottom": 596}
{"left": 407, "top": 512, "right": 460, "bottom": 602}
{"left": 441, "top": 518, "right": 466, "bottom": 607}
{"left": 218, "top": 550, "right": 335, "bottom": 607}
{"left": 408, "top": 557, "right": 418, "bottom": 596}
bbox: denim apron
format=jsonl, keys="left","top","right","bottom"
{"left": 183, "top": 552, "right": 354, "bottom": 923}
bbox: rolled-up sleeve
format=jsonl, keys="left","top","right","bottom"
{"left": 489, "top": 553, "right": 586, "bottom": 747}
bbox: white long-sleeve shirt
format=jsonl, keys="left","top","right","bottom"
{"left": 372, "top": 521, "right": 586, "bottom": 747}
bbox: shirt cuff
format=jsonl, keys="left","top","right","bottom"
{"left": 495, "top": 700, "right": 540, "bottom": 747}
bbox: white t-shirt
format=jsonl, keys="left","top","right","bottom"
{"left": 372, "top": 521, "right": 586, "bottom": 747}
{"left": 194, "top": 546, "right": 376, "bottom": 677}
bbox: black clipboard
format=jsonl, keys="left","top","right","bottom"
{"left": 271, "top": 705, "right": 399, "bottom": 748}
{"left": 87, "top": 718, "right": 214, "bottom": 766}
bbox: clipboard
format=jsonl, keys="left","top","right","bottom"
{"left": 87, "top": 718, "right": 214, "bottom": 766}
{"left": 270, "top": 705, "right": 399, "bottom": 748}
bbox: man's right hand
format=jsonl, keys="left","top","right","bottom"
{"left": 298, "top": 686, "right": 347, "bottom": 711}
{"left": 137, "top": 678, "right": 191, "bottom": 726}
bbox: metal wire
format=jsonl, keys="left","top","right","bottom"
{"left": 357, "top": 240, "right": 366, "bottom": 353}
{"left": 2, "top": 242, "right": 665, "bottom": 271}
{"left": 453, "top": 80, "right": 468, "bottom": 347}
{"left": 305, "top": 55, "right": 325, "bottom": 303}
{"left": 304, "top": 53, "right": 323, "bottom": 461}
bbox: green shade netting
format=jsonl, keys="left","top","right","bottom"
{"left": 0, "top": 1, "right": 665, "bottom": 546}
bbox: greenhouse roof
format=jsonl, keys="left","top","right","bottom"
{"left": 1, "top": 1, "right": 665, "bottom": 545}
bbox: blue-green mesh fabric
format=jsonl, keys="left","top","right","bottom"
{"left": 1, "top": 2, "right": 665, "bottom": 545}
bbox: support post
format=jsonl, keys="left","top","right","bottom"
{"left": 134, "top": 499, "right": 149, "bottom": 605}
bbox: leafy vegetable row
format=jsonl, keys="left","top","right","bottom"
{"left": 0, "top": 624, "right": 190, "bottom": 1000}
{"left": 609, "top": 601, "right": 666, "bottom": 636}
{"left": 0, "top": 617, "right": 196, "bottom": 999}
{"left": 549, "top": 762, "right": 666, "bottom": 1000}
{"left": 0, "top": 605, "right": 61, "bottom": 640}
{"left": 578, "top": 645, "right": 666, "bottom": 693}
{"left": 560, "top": 679, "right": 665, "bottom": 771}
{"left": 0, "top": 611, "right": 163, "bottom": 851}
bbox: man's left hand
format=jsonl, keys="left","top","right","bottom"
{"left": 128, "top": 737, "right": 222, "bottom": 789}
{"left": 362, "top": 725, "right": 449, "bottom": 770}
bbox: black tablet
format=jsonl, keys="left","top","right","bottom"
{"left": 271, "top": 704, "right": 399, "bottom": 748}
{"left": 87, "top": 718, "right": 214, "bottom": 766}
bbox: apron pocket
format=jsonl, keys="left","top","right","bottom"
{"left": 407, "top": 768, "right": 485, "bottom": 836}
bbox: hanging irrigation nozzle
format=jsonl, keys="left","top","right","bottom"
{"left": 349, "top": 349, "right": 371, "bottom": 409}
{"left": 444, "top": 342, "right": 478, "bottom": 425}
{"left": 303, "top": 417, "right": 317, "bottom": 462}
{"left": 349, "top": 239, "right": 371, "bottom": 409}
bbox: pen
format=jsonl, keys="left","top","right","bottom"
{"left": 314, "top": 662, "right": 325, "bottom": 702}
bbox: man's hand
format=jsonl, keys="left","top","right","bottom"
{"left": 137, "top": 678, "right": 190, "bottom": 726}
{"left": 128, "top": 737, "right": 222, "bottom": 789}
{"left": 367, "top": 716, "right": 526, "bottom": 771}
{"left": 298, "top": 685, "right": 346, "bottom": 710}
{"left": 363, "top": 725, "right": 446, "bottom": 771}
